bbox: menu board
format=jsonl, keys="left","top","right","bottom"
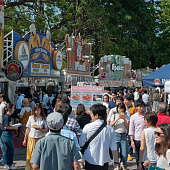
{"left": 71, "top": 86, "right": 103, "bottom": 111}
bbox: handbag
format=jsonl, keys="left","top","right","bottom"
{"left": 80, "top": 121, "right": 107, "bottom": 155}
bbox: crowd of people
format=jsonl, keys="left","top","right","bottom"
{"left": 0, "top": 87, "right": 169, "bottom": 170}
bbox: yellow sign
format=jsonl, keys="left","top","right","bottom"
{"left": 14, "top": 41, "right": 30, "bottom": 68}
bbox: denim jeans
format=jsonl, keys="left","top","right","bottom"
{"left": 134, "top": 140, "right": 141, "bottom": 168}
{"left": 115, "top": 133, "right": 128, "bottom": 166}
{"left": 0, "top": 129, "right": 5, "bottom": 157}
{"left": 1, "top": 131, "right": 14, "bottom": 166}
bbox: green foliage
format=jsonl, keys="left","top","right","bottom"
{"left": 3, "top": 0, "right": 170, "bottom": 70}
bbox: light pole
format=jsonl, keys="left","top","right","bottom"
{"left": 91, "top": 55, "right": 94, "bottom": 77}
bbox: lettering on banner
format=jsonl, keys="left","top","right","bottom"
{"left": 32, "top": 63, "right": 40, "bottom": 68}
{"left": 162, "top": 79, "right": 170, "bottom": 84}
{"left": 75, "top": 62, "right": 85, "bottom": 71}
{"left": 112, "top": 64, "right": 124, "bottom": 71}
{"left": 31, "top": 62, "right": 50, "bottom": 76}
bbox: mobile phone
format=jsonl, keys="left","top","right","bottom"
{"left": 149, "top": 165, "right": 164, "bottom": 170}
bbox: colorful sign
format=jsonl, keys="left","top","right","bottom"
{"left": 100, "top": 55, "right": 131, "bottom": 81}
{"left": 4, "top": 60, "right": 23, "bottom": 81}
{"left": 99, "top": 80, "right": 123, "bottom": 87}
{"left": 13, "top": 24, "right": 62, "bottom": 78}
{"left": 0, "top": 2, "right": 4, "bottom": 72}
{"left": 53, "top": 49, "right": 63, "bottom": 70}
{"left": 71, "top": 86, "right": 103, "bottom": 111}
{"left": 65, "top": 34, "right": 91, "bottom": 76}
{"left": 154, "top": 78, "right": 160, "bottom": 85}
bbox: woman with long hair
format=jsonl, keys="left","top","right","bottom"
{"left": 110, "top": 102, "right": 130, "bottom": 170}
{"left": 23, "top": 103, "right": 48, "bottom": 170}
{"left": 144, "top": 123, "right": 170, "bottom": 169}
{"left": 76, "top": 103, "right": 91, "bottom": 129}
{"left": 103, "top": 94, "right": 109, "bottom": 110}
{"left": 1, "top": 103, "right": 18, "bottom": 169}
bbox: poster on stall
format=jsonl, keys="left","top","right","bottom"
{"left": 71, "top": 86, "right": 103, "bottom": 111}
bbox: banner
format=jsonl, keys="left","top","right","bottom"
{"left": 13, "top": 24, "right": 62, "bottom": 78}
{"left": 71, "top": 86, "right": 103, "bottom": 111}
{"left": 100, "top": 55, "right": 131, "bottom": 80}
{"left": 0, "top": 1, "right": 4, "bottom": 72}
{"left": 65, "top": 34, "right": 91, "bottom": 76}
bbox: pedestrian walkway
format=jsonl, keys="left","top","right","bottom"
{"left": 0, "top": 147, "right": 137, "bottom": 170}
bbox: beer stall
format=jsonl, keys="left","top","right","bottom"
{"left": 2, "top": 24, "right": 63, "bottom": 103}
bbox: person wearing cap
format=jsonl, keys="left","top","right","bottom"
{"left": 31, "top": 112, "right": 81, "bottom": 170}
{"left": 139, "top": 89, "right": 143, "bottom": 100}
{"left": 19, "top": 98, "right": 32, "bottom": 143}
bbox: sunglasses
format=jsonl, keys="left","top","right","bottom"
{"left": 155, "top": 131, "right": 164, "bottom": 136}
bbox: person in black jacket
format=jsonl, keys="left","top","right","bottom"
{"left": 76, "top": 104, "right": 91, "bottom": 129}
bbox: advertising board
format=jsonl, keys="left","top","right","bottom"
{"left": 71, "top": 86, "right": 103, "bottom": 111}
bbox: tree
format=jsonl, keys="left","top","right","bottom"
{"left": 154, "top": 0, "right": 170, "bottom": 67}
{"left": 3, "top": 0, "right": 169, "bottom": 70}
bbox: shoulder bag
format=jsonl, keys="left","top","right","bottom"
{"left": 80, "top": 121, "right": 107, "bottom": 155}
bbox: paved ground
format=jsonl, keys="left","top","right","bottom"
{"left": 0, "top": 147, "right": 137, "bottom": 170}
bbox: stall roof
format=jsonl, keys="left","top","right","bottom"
{"left": 142, "top": 64, "right": 170, "bottom": 86}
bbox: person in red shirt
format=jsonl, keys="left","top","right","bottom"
{"left": 156, "top": 102, "right": 170, "bottom": 126}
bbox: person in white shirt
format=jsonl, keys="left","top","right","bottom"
{"left": 134, "top": 88, "right": 139, "bottom": 102}
{"left": 16, "top": 89, "right": 25, "bottom": 111}
{"left": 103, "top": 94, "right": 109, "bottom": 111}
{"left": 42, "top": 89, "right": 49, "bottom": 116}
{"left": 22, "top": 103, "right": 48, "bottom": 169}
{"left": 79, "top": 103, "right": 119, "bottom": 170}
{"left": 142, "top": 90, "right": 150, "bottom": 112}
{"left": 0, "top": 94, "right": 8, "bottom": 124}
{"left": 107, "top": 96, "right": 130, "bottom": 125}
{"left": 110, "top": 102, "right": 130, "bottom": 170}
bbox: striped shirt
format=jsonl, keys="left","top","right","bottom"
{"left": 129, "top": 112, "right": 146, "bottom": 141}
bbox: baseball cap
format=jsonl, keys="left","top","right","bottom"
{"left": 139, "top": 89, "right": 143, "bottom": 92}
{"left": 47, "top": 112, "right": 64, "bottom": 131}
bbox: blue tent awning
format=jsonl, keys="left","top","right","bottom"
{"left": 142, "top": 63, "right": 170, "bottom": 86}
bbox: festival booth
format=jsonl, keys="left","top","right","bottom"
{"left": 2, "top": 24, "right": 63, "bottom": 103}
{"left": 65, "top": 34, "right": 92, "bottom": 92}
{"left": 99, "top": 55, "right": 132, "bottom": 88}
{"left": 142, "top": 63, "right": 170, "bottom": 87}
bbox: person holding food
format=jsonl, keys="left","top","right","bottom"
{"left": 110, "top": 102, "right": 130, "bottom": 170}
{"left": 23, "top": 103, "right": 48, "bottom": 169}
{"left": 19, "top": 98, "right": 32, "bottom": 143}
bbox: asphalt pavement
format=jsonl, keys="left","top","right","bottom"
{"left": 0, "top": 147, "right": 137, "bottom": 170}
